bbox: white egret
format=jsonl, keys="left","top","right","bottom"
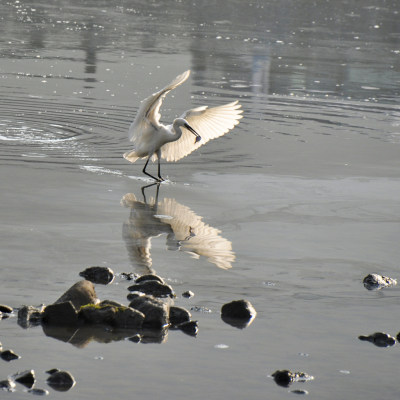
{"left": 124, "top": 70, "right": 243, "bottom": 181}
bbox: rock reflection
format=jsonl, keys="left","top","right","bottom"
{"left": 121, "top": 184, "right": 235, "bottom": 273}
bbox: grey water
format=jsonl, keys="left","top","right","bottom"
{"left": 1, "top": 0, "right": 400, "bottom": 398}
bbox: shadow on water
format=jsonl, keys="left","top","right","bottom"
{"left": 121, "top": 183, "right": 235, "bottom": 274}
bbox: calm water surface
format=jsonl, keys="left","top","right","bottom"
{"left": 1, "top": 0, "right": 400, "bottom": 399}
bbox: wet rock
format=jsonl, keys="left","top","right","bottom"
{"left": 221, "top": 299, "right": 257, "bottom": 329}
{"left": 135, "top": 274, "right": 164, "bottom": 284}
{"left": 0, "top": 379, "right": 16, "bottom": 392}
{"left": 28, "top": 388, "right": 49, "bottom": 396}
{"left": 79, "top": 266, "right": 114, "bottom": 285}
{"left": 363, "top": 273, "right": 397, "bottom": 291}
{"left": 79, "top": 304, "right": 144, "bottom": 330}
{"left": 169, "top": 306, "right": 191, "bottom": 326}
{"left": 0, "top": 349, "right": 20, "bottom": 362}
{"left": 46, "top": 369, "right": 60, "bottom": 375}
{"left": 178, "top": 320, "right": 198, "bottom": 337}
{"left": 128, "top": 334, "right": 142, "bottom": 343}
{"left": 0, "top": 304, "right": 13, "bottom": 313}
{"left": 99, "top": 300, "right": 126, "bottom": 308}
{"left": 120, "top": 272, "right": 136, "bottom": 281}
{"left": 54, "top": 280, "right": 99, "bottom": 309}
{"left": 272, "top": 370, "right": 294, "bottom": 387}
{"left": 0, "top": 342, "right": 2, "bottom": 351}
{"left": 182, "top": 290, "right": 194, "bottom": 298}
{"left": 46, "top": 370, "right": 75, "bottom": 391}
{"left": 17, "top": 305, "right": 43, "bottom": 328}
{"left": 128, "top": 280, "right": 174, "bottom": 298}
{"left": 129, "top": 295, "right": 170, "bottom": 329}
{"left": 271, "top": 370, "right": 314, "bottom": 387}
{"left": 11, "top": 369, "right": 35, "bottom": 388}
{"left": 358, "top": 332, "right": 396, "bottom": 347}
{"left": 42, "top": 301, "right": 79, "bottom": 327}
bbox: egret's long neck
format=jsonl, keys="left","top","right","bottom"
{"left": 170, "top": 121, "right": 184, "bottom": 143}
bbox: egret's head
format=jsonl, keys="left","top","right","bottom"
{"left": 174, "top": 118, "right": 201, "bottom": 143}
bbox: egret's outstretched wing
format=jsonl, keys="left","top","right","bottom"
{"left": 128, "top": 70, "right": 191, "bottom": 143}
{"left": 160, "top": 101, "right": 242, "bottom": 162}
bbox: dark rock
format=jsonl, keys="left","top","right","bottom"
{"left": 27, "top": 388, "right": 49, "bottom": 396}
{"left": 0, "top": 304, "right": 13, "bottom": 313}
{"left": 358, "top": 332, "right": 396, "bottom": 347}
{"left": 363, "top": 273, "right": 397, "bottom": 291}
{"left": 221, "top": 299, "right": 257, "bottom": 329}
{"left": 182, "top": 290, "right": 194, "bottom": 298}
{"left": 178, "top": 320, "right": 198, "bottom": 337}
{"left": 46, "top": 370, "right": 75, "bottom": 391}
{"left": 42, "top": 301, "right": 79, "bottom": 327}
{"left": 54, "top": 280, "right": 99, "bottom": 309}
{"left": 0, "top": 379, "right": 16, "bottom": 392}
{"left": 169, "top": 306, "right": 191, "bottom": 326}
{"left": 120, "top": 272, "right": 136, "bottom": 281}
{"left": 128, "top": 280, "right": 174, "bottom": 298}
{"left": 0, "top": 349, "right": 20, "bottom": 362}
{"left": 99, "top": 300, "right": 126, "bottom": 308}
{"left": 11, "top": 369, "right": 35, "bottom": 388}
{"left": 272, "top": 370, "right": 294, "bottom": 387}
{"left": 46, "top": 368, "right": 60, "bottom": 375}
{"left": 17, "top": 305, "right": 43, "bottom": 328}
{"left": 129, "top": 295, "right": 170, "bottom": 329}
{"left": 128, "top": 334, "right": 142, "bottom": 343}
{"left": 79, "top": 304, "right": 144, "bottom": 330}
{"left": 135, "top": 274, "right": 164, "bottom": 284}
{"left": 79, "top": 266, "right": 114, "bottom": 285}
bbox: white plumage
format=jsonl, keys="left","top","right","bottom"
{"left": 124, "top": 70, "right": 242, "bottom": 180}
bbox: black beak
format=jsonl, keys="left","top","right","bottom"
{"left": 184, "top": 123, "right": 201, "bottom": 143}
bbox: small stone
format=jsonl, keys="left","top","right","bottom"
{"left": 79, "top": 266, "right": 114, "bottom": 285}
{"left": 135, "top": 274, "right": 164, "bottom": 284}
{"left": 0, "top": 304, "right": 13, "bottom": 313}
{"left": 54, "top": 280, "right": 99, "bottom": 309}
{"left": 42, "top": 301, "right": 79, "bottom": 327}
{"left": 182, "top": 290, "right": 194, "bottom": 298}
{"left": 128, "top": 280, "right": 174, "bottom": 298}
{"left": 46, "top": 370, "right": 75, "bottom": 391}
{"left": 178, "top": 320, "right": 198, "bottom": 337}
{"left": 0, "top": 379, "right": 16, "bottom": 392}
{"left": 169, "top": 306, "right": 191, "bottom": 326}
{"left": 120, "top": 272, "right": 136, "bottom": 281}
{"left": 221, "top": 299, "right": 257, "bottom": 329}
{"left": 358, "top": 332, "right": 396, "bottom": 347}
{"left": 271, "top": 370, "right": 294, "bottom": 387}
{"left": 129, "top": 295, "right": 170, "bottom": 329}
{"left": 27, "top": 388, "right": 49, "bottom": 396}
{"left": 1, "top": 349, "right": 20, "bottom": 362}
{"left": 17, "top": 305, "right": 43, "bottom": 329}
{"left": 363, "top": 273, "right": 397, "bottom": 291}
{"left": 11, "top": 369, "right": 36, "bottom": 388}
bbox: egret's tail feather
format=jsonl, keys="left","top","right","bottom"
{"left": 123, "top": 150, "right": 140, "bottom": 163}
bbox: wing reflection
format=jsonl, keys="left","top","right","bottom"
{"left": 121, "top": 184, "right": 235, "bottom": 272}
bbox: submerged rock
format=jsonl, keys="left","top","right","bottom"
{"left": 11, "top": 369, "right": 36, "bottom": 388}
{"left": 79, "top": 304, "right": 144, "bottom": 330}
{"left": 358, "top": 332, "right": 396, "bottom": 347}
{"left": 79, "top": 266, "right": 114, "bottom": 285}
{"left": 128, "top": 295, "right": 170, "bottom": 329}
{"left": 221, "top": 299, "right": 257, "bottom": 329}
{"left": 42, "top": 301, "right": 79, "bottom": 327}
{"left": 271, "top": 370, "right": 314, "bottom": 387}
{"left": 128, "top": 280, "right": 174, "bottom": 298}
{"left": 363, "top": 273, "right": 397, "bottom": 291}
{"left": 0, "top": 379, "right": 16, "bottom": 392}
{"left": 169, "top": 306, "right": 191, "bottom": 326}
{"left": 46, "top": 370, "right": 75, "bottom": 392}
{"left": 17, "top": 305, "right": 43, "bottom": 329}
{"left": 54, "top": 280, "right": 99, "bottom": 309}
{"left": 182, "top": 290, "right": 194, "bottom": 299}
{"left": 27, "top": 388, "right": 49, "bottom": 396}
{"left": 0, "top": 349, "right": 20, "bottom": 362}
{"left": 119, "top": 272, "right": 136, "bottom": 281}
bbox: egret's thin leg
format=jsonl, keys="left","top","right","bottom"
{"left": 141, "top": 182, "right": 159, "bottom": 203}
{"left": 142, "top": 157, "right": 159, "bottom": 181}
{"left": 157, "top": 152, "right": 164, "bottom": 181}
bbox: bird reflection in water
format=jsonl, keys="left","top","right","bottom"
{"left": 121, "top": 183, "right": 235, "bottom": 273}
